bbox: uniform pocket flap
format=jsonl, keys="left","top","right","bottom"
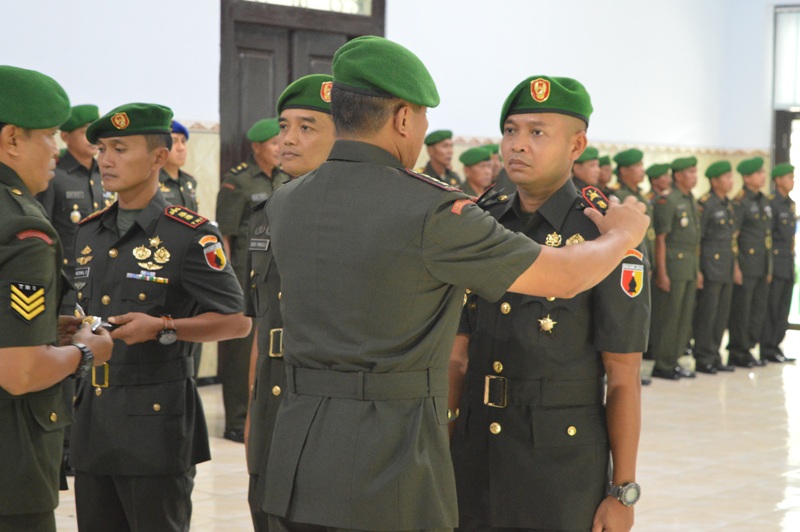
{"left": 531, "top": 406, "right": 607, "bottom": 448}
{"left": 126, "top": 382, "right": 186, "bottom": 416}
{"left": 28, "top": 391, "right": 72, "bottom": 432}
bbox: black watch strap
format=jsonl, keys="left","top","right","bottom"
{"left": 72, "top": 342, "right": 94, "bottom": 378}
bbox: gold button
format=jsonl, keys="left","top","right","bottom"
{"left": 272, "top": 386, "right": 281, "bottom": 396}
{"left": 714, "top": 253, "right": 719, "bottom": 260}
{"left": 250, "top": 269, "right": 255, "bottom": 279}
{"left": 94, "top": 202, "right": 99, "bottom": 209}
{"left": 153, "top": 403, "right": 161, "bottom": 412}
{"left": 138, "top": 293, "right": 146, "bottom": 301}
{"left": 500, "top": 302, "right": 511, "bottom": 314}
{"left": 749, "top": 248, "right": 755, "bottom": 255}
{"left": 783, "top": 219, "right": 788, "bottom": 224}
{"left": 90, "top": 179, "right": 95, "bottom": 186}
{"left": 10, "top": 188, "right": 22, "bottom": 195}
{"left": 465, "top": 289, "right": 472, "bottom": 294}
{"left": 101, "top": 295, "right": 110, "bottom": 305}
{"left": 567, "top": 425, "right": 577, "bottom": 436}
{"left": 95, "top": 387, "right": 102, "bottom": 397}
{"left": 49, "top": 412, "right": 58, "bottom": 423}
{"left": 677, "top": 252, "right": 684, "bottom": 259}
{"left": 108, "top": 248, "right": 118, "bottom": 258}
{"left": 546, "top": 296, "right": 555, "bottom": 302}
{"left": 493, "top": 361, "right": 504, "bottom": 373}
{"left": 720, "top": 219, "right": 725, "bottom": 225}
{"left": 63, "top": 258, "right": 68, "bottom": 264}
{"left": 490, "top": 422, "right": 502, "bottom": 435}
{"left": 77, "top": 291, "right": 82, "bottom": 300}
{"left": 498, "top": 195, "right": 508, "bottom": 201}
{"left": 468, "top": 302, "right": 477, "bottom": 310}
{"left": 278, "top": 291, "right": 282, "bottom": 300}
{"left": 775, "top": 249, "right": 779, "bottom": 255}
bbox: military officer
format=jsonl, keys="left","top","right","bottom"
{"left": 491, "top": 143, "right": 515, "bottom": 195}
{"left": 760, "top": 162, "right": 797, "bottom": 363}
{"left": 693, "top": 161, "right": 737, "bottom": 373}
{"left": 216, "top": 117, "right": 289, "bottom": 442}
{"left": 71, "top": 103, "right": 251, "bottom": 531}
{"left": 423, "top": 129, "right": 461, "bottom": 186}
{"left": 572, "top": 145, "right": 600, "bottom": 189}
{"left": 244, "top": 73, "right": 336, "bottom": 531}
{"left": 458, "top": 146, "right": 494, "bottom": 196}
{"left": 0, "top": 65, "right": 112, "bottom": 532}
{"left": 613, "top": 149, "right": 655, "bottom": 265}
{"left": 649, "top": 156, "right": 700, "bottom": 379}
{"left": 598, "top": 154, "right": 617, "bottom": 197}
{"left": 645, "top": 163, "right": 672, "bottom": 202}
{"left": 450, "top": 75, "right": 648, "bottom": 532}
{"left": 728, "top": 157, "right": 772, "bottom": 368}
{"left": 485, "top": 143, "right": 503, "bottom": 182}
{"left": 261, "top": 37, "right": 649, "bottom": 532}
{"left": 159, "top": 120, "right": 198, "bottom": 211}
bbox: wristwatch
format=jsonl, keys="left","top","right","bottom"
{"left": 156, "top": 315, "right": 177, "bottom": 345}
{"left": 72, "top": 343, "right": 94, "bottom": 378}
{"left": 609, "top": 481, "right": 641, "bottom": 507}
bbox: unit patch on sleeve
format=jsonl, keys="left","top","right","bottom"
{"left": 620, "top": 249, "right": 644, "bottom": 298}
{"left": 200, "top": 235, "right": 227, "bottom": 270}
{"left": 10, "top": 282, "right": 45, "bottom": 322}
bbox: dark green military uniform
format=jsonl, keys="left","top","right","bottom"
{"left": 71, "top": 193, "right": 243, "bottom": 529}
{"left": 423, "top": 160, "right": 461, "bottom": 187}
{"left": 159, "top": 168, "right": 198, "bottom": 212}
{"left": 650, "top": 188, "right": 700, "bottom": 374}
{"left": 728, "top": 187, "right": 772, "bottom": 366}
{"left": 0, "top": 163, "right": 72, "bottom": 531}
{"left": 459, "top": 180, "right": 479, "bottom": 196}
{"left": 493, "top": 167, "right": 514, "bottom": 195}
{"left": 614, "top": 182, "right": 656, "bottom": 264}
{"left": 760, "top": 191, "right": 795, "bottom": 360}
{"left": 451, "top": 182, "right": 650, "bottom": 530}
{"left": 260, "top": 140, "right": 540, "bottom": 530}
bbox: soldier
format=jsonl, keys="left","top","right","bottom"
{"left": 614, "top": 149, "right": 655, "bottom": 265}
{"left": 485, "top": 143, "right": 503, "bottom": 181}
{"left": 423, "top": 129, "right": 461, "bottom": 186}
{"left": 450, "top": 75, "right": 648, "bottom": 532}
{"left": 216, "top": 117, "right": 289, "bottom": 442}
{"left": 760, "top": 162, "right": 797, "bottom": 363}
{"left": 261, "top": 36, "right": 649, "bottom": 532}
{"left": 71, "top": 103, "right": 251, "bottom": 530}
{"left": 645, "top": 163, "right": 671, "bottom": 202}
{"left": 650, "top": 156, "right": 700, "bottom": 379}
{"left": 244, "top": 73, "right": 336, "bottom": 531}
{"left": 728, "top": 157, "right": 771, "bottom": 368}
{"left": 0, "top": 65, "right": 112, "bottom": 532}
{"left": 158, "top": 120, "right": 198, "bottom": 211}
{"left": 693, "top": 161, "right": 737, "bottom": 373}
{"left": 458, "top": 146, "right": 493, "bottom": 196}
{"left": 491, "top": 143, "right": 515, "bottom": 195}
{"left": 598, "top": 154, "right": 617, "bottom": 197}
{"left": 572, "top": 145, "right": 600, "bottom": 189}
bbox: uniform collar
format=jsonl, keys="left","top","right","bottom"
{"left": 58, "top": 150, "right": 97, "bottom": 175}
{"left": 327, "top": 140, "right": 404, "bottom": 169}
{"left": 99, "top": 191, "right": 169, "bottom": 236}
{"left": 0, "top": 161, "right": 31, "bottom": 195}
{"left": 507, "top": 179, "right": 578, "bottom": 231}
{"left": 744, "top": 187, "right": 762, "bottom": 200}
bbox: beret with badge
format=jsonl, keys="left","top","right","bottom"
{"left": 246, "top": 118, "right": 280, "bottom": 143}
{"left": 86, "top": 103, "right": 173, "bottom": 144}
{"left": 277, "top": 74, "right": 334, "bottom": 115}
{"left": 646, "top": 163, "right": 671, "bottom": 180}
{"left": 424, "top": 130, "right": 452, "bottom": 146}
{"left": 61, "top": 104, "right": 100, "bottom": 133}
{"left": 0, "top": 65, "right": 71, "bottom": 129}
{"left": 576, "top": 146, "right": 599, "bottom": 163}
{"left": 772, "top": 162, "right": 795, "bottom": 179}
{"left": 499, "top": 75, "right": 593, "bottom": 132}
{"left": 671, "top": 156, "right": 697, "bottom": 172}
{"left": 705, "top": 160, "right": 731, "bottom": 179}
{"left": 459, "top": 146, "right": 492, "bottom": 167}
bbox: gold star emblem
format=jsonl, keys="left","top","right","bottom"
{"left": 538, "top": 314, "right": 557, "bottom": 333}
{"left": 150, "top": 236, "right": 163, "bottom": 248}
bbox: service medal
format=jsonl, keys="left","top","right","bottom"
{"left": 538, "top": 314, "right": 557, "bottom": 333}
{"left": 153, "top": 247, "right": 171, "bottom": 264}
{"left": 70, "top": 204, "right": 81, "bottom": 224}
{"left": 545, "top": 232, "right": 562, "bottom": 247}
{"left": 133, "top": 245, "right": 152, "bottom": 260}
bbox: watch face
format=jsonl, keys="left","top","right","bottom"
{"left": 622, "top": 483, "right": 641, "bottom": 505}
{"left": 158, "top": 330, "right": 178, "bottom": 345}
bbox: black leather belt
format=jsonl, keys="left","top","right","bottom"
{"left": 473, "top": 372, "right": 604, "bottom": 408}
{"left": 285, "top": 366, "right": 447, "bottom": 401}
{"left": 91, "top": 357, "right": 194, "bottom": 387}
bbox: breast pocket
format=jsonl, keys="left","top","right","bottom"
{"left": 517, "top": 294, "right": 585, "bottom": 344}
{"left": 126, "top": 381, "right": 186, "bottom": 417}
{"left": 121, "top": 277, "right": 168, "bottom": 313}
{"left": 531, "top": 405, "right": 607, "bottom": 448}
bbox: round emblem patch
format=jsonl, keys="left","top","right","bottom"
{"left": 112, "top": 112, "right": 130, "bottom": 130}
{"left": 320, "top": 81, "right": 333, "bottom": 103}
{"left": 530, "top": 78, "right": 551, "bottom": 103}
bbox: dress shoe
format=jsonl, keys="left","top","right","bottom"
{"left": 763, "top": 353, "right": 791, "bottom": 363}
{"left": 223, "top": 429, "right": 245, "bottom": 443}
{"left": 676, "top": 366, "right": 696, "bottom": 378}
{"left": 715, "top": 363, "right": 735, "bottom": 372}
{"left": 695, "top": 363, "right": 718, "bottom": 375}
{"left": 753, "top": 358, "right": 767, "bottom": 367}
{"left": 731, "top": 358, "right": 755, "bottom": 368}
{"left": 641, "top": 376, "right": 652, "bottom": 386}
{"left": 651, "top": 367, "right": 680, "bottom": 380}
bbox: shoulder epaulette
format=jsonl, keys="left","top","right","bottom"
{"left": 403, "top": 168, "right": 461, "bottom": 192}
{"left": 645, "top": 191, "right": 655, "bottom": 202}
{"left": 608, "top": 182, "right": 620, "bottom": 191}
{"left": 581, "top": 186, "right": 610, "bottom": 214}
{"left": 78, "top": 205, "right": 112, "bottom": 225}
{"left": 164, "top": 205, "right": 208, "bottom": 229}
{"left": 733, "top": 189, "right": 745, "bottom": 203}
{"left": 699, "top": 192, "right": 711, "bottom": 203}
{"left": 476, "top": 186, "right": 511, "bottom": 210}
{"left": 228, "top": 161, "right": 248, "bottom": 176}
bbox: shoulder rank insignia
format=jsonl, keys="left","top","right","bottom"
{"left": 229, "top": 162, "right": 248, "bottom": 175}
{"left": 15, "top": 230, "right": 53, "bottom": 245}
{"left": 734, "top": 189, "right": 745, "bottom": 202}
{"left": 10, "top": 281, "right": 45, "bottom": 322}
{"left": 620, "top": 249, "right": 645, "bottom": 298}
{"left": 164, "top": 206, "right": 208, "bottom": 229}
{"left": 78, "top": 205, "right": 112, "bottom": 225}
{"left": 403, "top": 168, "right": 462, "bottom": 192}
{"left": 699, "top": 192, "right": 711, "bottom": 203}
{"left": 581, "top": 186, "right": 610, "bottom": 214}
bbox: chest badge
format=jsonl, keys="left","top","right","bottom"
{"left": 70, "top": 204, "right": 82, "bottom": 224}
{"left": 545, "top": 232, "right": 562, "bottom": 247}
{"left": 538, "top": 314, "right": 557, "bottom": 333}
{"left": 566, "top": 233, "right": 584, "bottom": 245}
{"left": 133, "top": 245, "right": 152, "bottom": 260}
{"left": 136, "top": 236, "right": 170, "bottom": 271}
{"left": 77, "top": 246, "right": 93, "bottom": 266}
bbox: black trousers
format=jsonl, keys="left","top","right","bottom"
{"left": 457, "top": 513, "right": 586, "bottom": 532}
{"left": 250, "top": 474, "right": 270, "bottom": 531}
{"left": 728, "top": 275, "right": 768, "bottom": 361}
{"left": 75, "top": 468, "right": 194, "bottom": 531}
{"left": 0, "top": 512, "right": 55, "bottom": 532}
{"left": 693, "top": 280, "right": 733, "bottom": 366}
{"left": 267, "top": 514, "right": 451, "bottom": 532}
{"left": 761, "top": 275, "right": 794, "bottom": 356}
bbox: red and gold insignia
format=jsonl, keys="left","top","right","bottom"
{"left": 531, "top": 78, "right": 551, "bottom": 103}
{"left": 320, "top": 81, "right": 333, "bottom": 103}
{"left": 111, "top": 112, "right": 130, "bottom": 130}
{"left": 164, "top": 206, "right": 208, "bottom": 228}
{"left": 203, "top": 241, "right": 227, "bottom": 271}
{"left": 451, "top": 198, "right": 475, "bottom": 215}
{"left": 620, "top": 249, "right": 644, "bottom": 298}
{"left": 581, "top": 186, "right": 610, "bottom": 214}
{"left": 10, "top": 282, "right": 45, "bottom": 322}
{"left": 199, "top": 235, "right": 219, "bottom": 247}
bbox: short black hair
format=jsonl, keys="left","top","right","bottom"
{"left": 330, "top": 85, "right": 403, "bottom": 137}
{"left": 145, "top": 133, "right": 172, "bottom": 152}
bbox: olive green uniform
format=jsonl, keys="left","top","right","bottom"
{"left": 159, "top": 168, "right": 198, "bottom": 212}
{"left": 493, "top": 168, "right": 514, "bottom": 195}
{"left": 650, "top": 189, "right": 700, "bottom": 373}
{"left": 424, "top": 160, "right": 461, "bottom": 187}
{"left": 459, "top": 180, "right": 479, "bottom": 197}
{"left": 760, "top": 192, "right": 795, "bottom": 359}
{"left": 0, "top": 163, "right": 71, "bottom": 532}
{"left": 614, "top": 182, "right": 656, "bottom": 265}
{"left": 261, "top": 140, "right": 541, "bottom": 530}
{"left": 728, "top": 188, "right": 772, "bottom": 365}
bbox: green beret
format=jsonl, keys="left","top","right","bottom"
{"left": 737, "top": 156, "right": 764, "bottom": 176}
{"left": 772, "top": 162, "right": 795, "bottom": 179}
{"left": 424, "top": 130, "right": 452, "bottom": 146}
{"left": 671, "top": 156, "right": 697, "bottom": 172}
{"left": 459, "top": 146, "right": 492, "bottom": 167}
{"left": 277, "top": 74, "right": 333, "bottom": 115}
{"left": 0, "top": 65, "right": 70, "bottom": 129}
{"left": 646, "top": 163, "right": 671, "bottom": 180}
{"left": 86, "top": 103, "right": 172, "bottom": 144}
{"left": 499, "top": 75, "right": 593, "bottom": 132}
{"left": 484, "top": 143, "right": 500, "bottom": 154}
{"left": 598, "top": 155, "right": 611, "bottom": 167}
{"left": 613, "top": 148, "right": 644, "bottom": 167}
{"left": 705, "top": 160, "right": 732, "bottom": 179}
{"left": 332, "top": 36, "right": 439, "bottom": 108}
{"left": 246, "top": 118, "right": 280, "bottom": 142}
{"left": 60, "top": 104, "right": 100, "bottom": 133}
{"left": 575, "top": 146, "right": 599, "bottom": 163}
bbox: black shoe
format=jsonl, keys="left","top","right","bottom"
{"left": 641, "top": 376, "right": 652, "bottom": 386}
{"left": 763, "top": 353, "right": 788, "bottom": 363}
{"left": 651, "top": 367, "right": 680, "bottom": 380}
{"left": 731, "top": 357, "right": 755, "bottom": 368}
{"left": 753, "top": 358, "right": 767, "bottom": 367}
{"left": 715, "top": 363, "right": 735, "bottom": 372}
{"left": 676, "top": 366, "right": 696, "bottom": 378}
{"left": 695, "top": 363, "right": 718, "bottom": 375}
{"left": 223, "top": 429, "right": 245, "bottom": 443}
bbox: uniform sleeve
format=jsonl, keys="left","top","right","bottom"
{"left": 180, "top": 224, "right": 244, "bottom": 314}
{"left": 653, "top": 196, "right": 676, "bottom": 235}
{"left": 215, "top": 175, "right": 246, "bottom": 237}
{"left": 422, "top": 194, "right": 541, "bottom": 302}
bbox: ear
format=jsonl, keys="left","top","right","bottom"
{"left": 392, "top": 105, "right": 412, "bottom": 138}
{"left": 60, "top": 131, "right": 70, "bottom": 143}
{"left": 152, "top": 146, "right": 170, "bottom": 168}
{"left": 570, "top": 130, "right": 588, "bottom": 161}
{"left": 0, "top": 124, "right": 22, "bottom": 156}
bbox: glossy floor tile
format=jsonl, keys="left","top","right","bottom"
{"left": 54, "top": 330, "right": 800, "bottom": 530}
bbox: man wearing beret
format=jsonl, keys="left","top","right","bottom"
{"left": 645, "top": 163, "right": 672, "bottom": 202}
{"left": 572, "top": 145, "right": 600, "bottom": 189}
{"left": 458, "top": 146, "right": 493, "bottom": 196}
{"left": 244, "top": 73, "right": 336, "bottom": 531}
{"left": 760, "top": 162, "right": 797, "bottom": 363}
{"left": 261, "top": 36, "right": 649, "bottom": 532}
{"left": 159, "top": 120, "right": 198, "bottom": 212}
{"left": 450, "top": 75, "right": 648, "bottom": 532}
{"left": 728, "top": 157, "right": 771, "bottom": 368}
{"left": 693, "top": 161, "right": 737, "bottom": 373}
{"left": 423, "top": 129, "right": 461, "bottom": 186}
{"left": 216, "top": 117, "right": 289, "bottom": 442}
{"left": 649, "top": 156, "right": 700, "bottom": 380}
{"left": 0, "top": 65, "right": 113, "bottom": 532}
{"left": 71, "top": 103, "right": 251, "bottom": 530}
{"left": 598, "top": 154, "right": 617, "bottom": 197}
{"left": 614, "top": 149, "right": 656, "bottom": 264}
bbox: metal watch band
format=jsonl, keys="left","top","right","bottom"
{"left": 71, "top": 342, "right": 94, "bottom": 378}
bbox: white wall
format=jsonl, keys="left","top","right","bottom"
{"left": 1, "top": 0, "right": 781, "bottom": 150}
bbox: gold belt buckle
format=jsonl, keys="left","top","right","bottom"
{"left": 484, "top": 375, "right": 507, "bottom": 408}
{"left": 269, "top": 328, "right": 284, "bottom": 358}
{"left": 92, "top": 363, "right": 109, "bottom": 388}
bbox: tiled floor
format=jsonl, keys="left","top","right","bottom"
{"left": 55, "top": 330, "right": 800, "bottom": 530}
